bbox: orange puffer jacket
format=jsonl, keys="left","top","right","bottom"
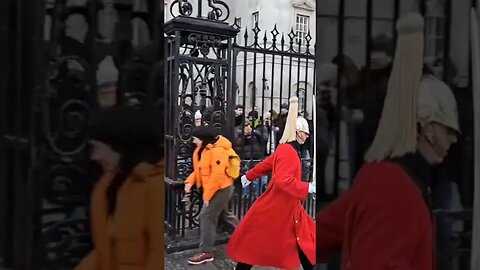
{"left": 75, "top": 162, "right": 164, "bottom": 270}
{"left": 185, "top": 136, "right": 235, "bottom": 201}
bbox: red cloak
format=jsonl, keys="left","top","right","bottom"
{"left": 226, "top": 143, "right": 316, "bottom": 269}
{"left": 317, "top": 160, "right": 435, "bottom": 270}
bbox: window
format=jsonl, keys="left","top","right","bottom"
{"left": 424, "top": 0, "right": 445, "bottom": 58}
{"left": 425, "top": 16, "right": 445, "bottom": 58}
{"left": 296, "top": 14, "right": 310, "bottom": 44}
{"left": 252, "top": 11, "right": 259, "bottom": 27}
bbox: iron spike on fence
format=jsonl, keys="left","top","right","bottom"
{"left": 271, "top": 24, "right": 279, "bottom": 50}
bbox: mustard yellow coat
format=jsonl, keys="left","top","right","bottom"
{"left": 75, "top": 162, "right": 164, "bottom": 270}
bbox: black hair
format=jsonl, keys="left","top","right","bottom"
{"left": 89, "top": 105, "right": 163, "bottom": 216}
{"left": 371, "top": 34, "right": 393, "bottom": 56}
{"left": 191, "top": 125, "right": 218, "bottom": 160}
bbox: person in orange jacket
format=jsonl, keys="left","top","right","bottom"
{"left": 184, "top": 126, "right": 240, "bottom": 265}
{"left": 75, "top": 106, "right": 164, "bottom": 270}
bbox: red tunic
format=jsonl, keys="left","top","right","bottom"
{"left": 226, "top": 143, "right": 316, "bottom": 269}
{"left": 317, "top": 161, "right": 435, "bottom": 270}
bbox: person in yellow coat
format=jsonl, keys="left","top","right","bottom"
{"left": 75, "top": 106, "right": 164, "bottom": 270}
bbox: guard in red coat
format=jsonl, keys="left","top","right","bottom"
{"left": 226, "top": 97, "right": 316, "bottom": 270}
{"left": 317, "top": 13, "right": 460, "bottom": 269}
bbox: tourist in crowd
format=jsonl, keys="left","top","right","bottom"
{"left": 274, "top": 103, "right": 289, "bottom": 146}
{"left": 258, "top": 112, "right": 279, "bottom": 155}
{"left": 194, "top": 110, "right": 202, "bottom": 127}
{"left": 317, "top": 62, "right": 362, "bottom": 194}
{"left": 247, "top": 106, "right": 259, "bottom": 122}
{"left": 357, "top": 34, "right": 394, "bottom": 164}
{"left": 234, "top": 121, "right": 268, "bottom": 198}
{"left": 234, "top": 104, "right": 244, "bottom": 127}
{"left": 75, "top": 106, "right": 164, "bottom": 270}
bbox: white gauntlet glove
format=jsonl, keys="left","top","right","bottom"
{"left": 308, "top": 182, "right": 316, "bottom": 194}
{"left": 241, "top": 175, "right": 251, "bottom": 188}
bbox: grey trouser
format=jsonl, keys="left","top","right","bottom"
{"left": 199, "top": 185, "right": 239, "bottom": 252}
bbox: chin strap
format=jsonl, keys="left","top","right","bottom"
{"left": 423, "top": 130, "right": 445, "bottom": 161}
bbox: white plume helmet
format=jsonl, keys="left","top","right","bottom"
{"left": 296, "top": 116, "right": 310, "bottom": 135}
{"left": 279, "top": 96, "right": 299, "bottom": 143}
{"left": 364, "top": 13, "right": 460, "bottom": 163}
{"left": 417, "top": 75, "right": 459, "bottom": 132}
{"left": 364, "top": 13, "right": 425, "bottom": 162}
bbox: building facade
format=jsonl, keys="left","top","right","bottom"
{"left": 230, "top": 0, "right": 317, "bottom": 120}
{"left": 165, "top": 0, "right": 317, "bottom": 120}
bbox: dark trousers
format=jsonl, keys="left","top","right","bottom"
{"left": 199, "top": 185, "right": 239, "bottom": 252}
{"left": 235, "top": 246, "right": 313, "bottom": 270}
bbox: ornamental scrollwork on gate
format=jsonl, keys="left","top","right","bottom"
{"left": 170, "top": 0, "right": 230, "bottom": 22}
{"left": 175, "top": 57, "right": 228, "bottom": 181}
{"left": 187, "top": 33, "right": 222, "bottom": 58}
{"left": 180, "top": 189, "right": 203, "bottom": 227}
{"left": 170, "top": 0, "right": 194, "bottom": 17}
{"left": 45, "top": 56, "right": 95, "bottom": 157}
{"left": 40, "top": 0, "right": 164, "bottom": 267}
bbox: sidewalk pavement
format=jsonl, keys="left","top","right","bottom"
{"left": 164, "top": 244, "right": 278, "bottom": 270}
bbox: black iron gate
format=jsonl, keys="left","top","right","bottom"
{"left": 0, "top": 0, "right": 46, "bottom": 268}
{"left": 0, "top": 1, "right": 42, "bottom": 269}
{"left": 0, "top": 0, "right": 164, "bottom": 269}
{"left": 163, "top": 0, "right": 239, "bottom": 252}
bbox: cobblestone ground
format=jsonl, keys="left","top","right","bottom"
{"left": 164, "top": 244, "right": 282, "bottom": 270}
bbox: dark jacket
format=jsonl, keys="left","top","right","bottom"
{"left": 357, "top": 64, "right": 392, "bottom": 165}
{"left": 236, "top": 130, "right": 266, "bottom": 160}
